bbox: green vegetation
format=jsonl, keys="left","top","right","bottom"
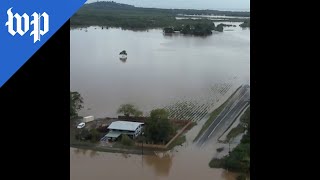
{"left": 215, "top": 23, "right": 224, "bottom": 32}
{"left": 220, "top": 23, "right": 234, "bottom": 27}
{"left": 194, "top": 86, "right": 241, "bottom": 141}
{"left": 120, "top": 134, "right": 134, "bottom": 146}
{"left": 163, "top": 27, "right": 174, "bottom": 33}
{"left": 223, "top": 106, "right": 250, "bottom": 142}
{"left": 144, "top": 109, "right": 174, "bottom": 144}
{"left": 209, "top": 158, "right": 224, "bottom": 167}
{"left": 164, "top": 23, "right": 218, "bottom": 36}
{"left": 236, "top": 175, "right": 247, "bottom": 180}
{"left": 216, "top": 147, "right": 224, "bottom": 153}
{"left": 75, "top": 128, "right": 103, "bottom": 143}
{"left": 119, "top": 50, "right": 127, "bottom": 55}
{"left": 71, "top": 1, "right": 249, "bottom": 30}
{"left": 70, "top": 91, "right": 83, "bottom": 118}
{"left": 209, "top": 107, "right": 250, "bottom": 175}
{"left": 226, "top": 125, "right": 245, "bottom": 142}
{"left": 117, "top": 104, "right": 143, "bottom": 117}
{"left": 240, "top": 19, "right": 250, "bottom": 28}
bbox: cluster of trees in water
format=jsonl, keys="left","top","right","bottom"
{"left": 71, "top": 1, "right": 249, "bottom": 30}
{"left": 163, "top": 22, "right": 224, "bottom": 36}
{"left": 209, "top": 107, "right": 250, "bottom": 178}
{"left": 240, "top": 19, "right": 250, "bottom": 28}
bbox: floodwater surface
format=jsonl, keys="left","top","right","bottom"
{"left": 70, "top": 27, "right": 250, "bottom": 118}
{"left": 70, "top": 26, "right": 249, "bottom": 180}
{"left": 70, "top": 145, "right": 238, "bottom": 180}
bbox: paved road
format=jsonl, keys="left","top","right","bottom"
{"left": 195, "top": 85, "right": 250, "bottom": 147}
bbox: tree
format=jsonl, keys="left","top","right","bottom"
{"left": 144, "top": 109, "right": 174, "bottom": 144}
{"left": 70, "top": 91, "right": 83, "bottom": 118}
{"left": 119, "top": 50, "right": 127, "bottom": 55}
{"left": 120, "top": 134, "right": 134, "bottom": 146}
{"left": 215, "top": 24, "right": 224, "bottom": 32}
{"left": 180, "top": 24, "right": 192, "bottom": 34}
{"left": 117, "top": 104, "right": 143, "bottom": 117}
{"left": 239, "top": 20, "right": 250, "bottom": 28}
{"left": 163, "top": 27, "right": 174, "bottom": 33}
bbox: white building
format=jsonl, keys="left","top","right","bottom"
{"left": 104, "top": 121, "right": 144, "bottom": 141}
{"left": 83, "top": 116, "right": 94, "bottom": 123}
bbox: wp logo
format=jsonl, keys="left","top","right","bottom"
{"left": 5, "top": 8, "right": 49, "bottom": 43}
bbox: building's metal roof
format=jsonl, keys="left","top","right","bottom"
{"left": 108, "top": 121, "right": 144, "bottom": 131}
{"left": 105, "top": 131, "right": 122, "bottom": 138}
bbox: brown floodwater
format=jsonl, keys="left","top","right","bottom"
{"left": 70, "top": 26, "right": 250, "bottom": 119}
{"left": 70, "top": 25, "right": 249, "bottom": 180}
{"left": 70, "top": 145, "right": 238, "bottom": 180}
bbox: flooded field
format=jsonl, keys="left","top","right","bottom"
{"left": 70, "top": 27, "right": 250, "bottom": 119}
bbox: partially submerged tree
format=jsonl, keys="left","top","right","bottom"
{"left": 163, "top": 27, "right": 174, "bottom": 33}
{"left": 117, "top": 104, "right": 143, "bottom": 117}
{"left": 215, "top": 23, "right": 224, "bottom": 32}
{"left": 70, "top": 91, "right": 83, "bottom": 118}
{"left": 144, "top": 109, "right": 174, "bottom": 144}
{"left": 119, "top": 50, "right": 127, "bottom": 55}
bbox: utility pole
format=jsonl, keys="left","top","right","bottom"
{"left": 142, "top": 137, "right": 144, "bottom": 155}
{"left": 141, "top": 132, "right": 144, "bottom": 155}
{"left": 141, "top": 132, "right": 144, "bottom": 168}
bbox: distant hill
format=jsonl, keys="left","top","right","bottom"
{"left": 82, "top": 1, "right": 250, "bottom": 17}
{"left": 83, "top": 1, "right": 135, "bottom": 9}
{"left": 71, "top": 1, "right": 250, "bottom": 29}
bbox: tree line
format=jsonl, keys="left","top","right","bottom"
{"left": 71, "top": 1, "right": 249, "bottom": 30}
{"left": 163, "top": 22, "right": 224, "bottom": 36}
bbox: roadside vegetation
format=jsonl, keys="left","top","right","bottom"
{"left": 209, "top": 107, "right": 250, "bottom": 177}
{"left": 71, "top": 1, "right": 249, "bottom": 30}
{"left": 224, "top": 106, "right": 250, "bottom": 142}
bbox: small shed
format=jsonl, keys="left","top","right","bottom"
{"left": 83, "top": 116, "right": 94, "bottom": 123}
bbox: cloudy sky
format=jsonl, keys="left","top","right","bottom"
{"left": 85, "top": 0, "right": 250, "bottom": 11}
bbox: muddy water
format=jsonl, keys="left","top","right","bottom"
{"left": 70, "top": 146, "right": 238, "bottom": 180}
{"left": 70, "top": 27, "right": 250, "bottom": 118}
{"left": 71, "top": 26, "right": 249, "bottom": 180}
{"left": 71, "top": 108, "right": 240, "bottom": 180}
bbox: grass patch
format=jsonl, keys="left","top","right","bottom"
{"left": 166, "top": 135, "right": 186, "bottom": 150}
{"left": 209, "top": 158, "right": 225, "bottom": 168}
{"left": 226, "top": 124, "right": 246, "bottom": 142}
{"left": 194, "top": 86, "right": 241, "bottom": 141}
{"left": 209, "top": 106, "right": 250, "bottom": 174}
{"left": 216, "top": 147, "right": 224, "bottom": 153}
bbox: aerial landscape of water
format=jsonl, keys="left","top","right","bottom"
{"left": 70, "top": 23, "right": 250, "bottom": 180}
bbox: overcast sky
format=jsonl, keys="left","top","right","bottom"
{"left": 85, "top": 0, "right": 250, "bottom": 11}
